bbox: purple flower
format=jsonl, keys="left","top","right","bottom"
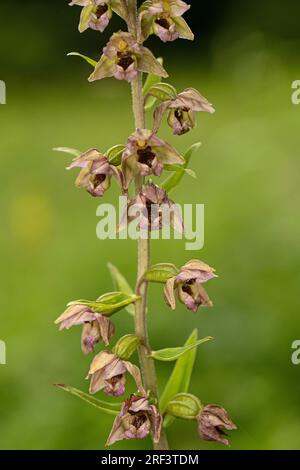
{"left": 125, "top": 182, "right": 183, "bottom": 233}
{"left": 197, "top": 404, "right": 237, "bottom": 446}
{"left": 87, "top": 351, "right": 145, "bottom": 397}
{"left": 55, "top": 304, "right": 115, "bottom": 353}
{"left": 106, "top": 395, "right": 162, "bottom": 445}
{"left": 67, "top": 148, "right": 122, "bottom": 197}
{"left": 154, "top": 88, "right": 215, "bottom": 135}
{"left": 164, "top": 259, "right": 217, "bottom": 312}
{"left": 88, "top": 31, "right": 168, "bottom": 83}
{"left": 69, "top": 0, "right": 126, "bottom": 33}
{"left": 140, "top": 0, "right": 193, "bottom": 42}
{"left": 121, "top": 129, "right": 184, "bottom": 189}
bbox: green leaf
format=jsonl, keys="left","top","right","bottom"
{"left": 67, "top": 52, "right": 97, "bottom": 68}
{"left": 160, "top": 329, "right": 198, "bottom": 426}
{"left": 150, "top": 336, "right": 213, "bottom": 362}
{"left": 55, "top": 384, "right": 120, "bottom": 415}
{"left": 143, "top": 58, "right": 163, "bottom": 96}
{"left": 53, "top": 147, "right": 82, "bottom": 158}
{"left": 146, "top": 83, "right": 177, "bottom": 102}
{"left": 107, "top": 263, "right": 135, "bottom": 316}
{"left": 144, "top": 263, "right": 179, "bottom": 284}
{"left": 161, "top": 142, "right": 202, "bottom": 193}
{"left": 164, "top": 165, "right": 197, "bottom": 179}
{"left": 106, "top": 145, "right": 125, "bottom": 166}
{"left": 144, "top": 95, "right": 158, "bottom": 111}
{"left": 67, "top": 292, "right": 140, "bottom": 317}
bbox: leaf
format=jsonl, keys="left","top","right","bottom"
{"left": 55, "top": 384, "right": 120, "bottom": 415}
{"left": 143, "top": 58, "right": 164, "bottom": 96}
{"left": 144, "top": 96, "right": 158, "bottom": 112}
{"left": 53, "top": 147, "right": 82, "bottom": 158}
{"left": 164, "top": 164, "right": 197, "bottom": 179}
{"left": 67, "top": 292, "right": 140, "bottom": 317}
{"left": 146, "top": 83, "right": 177, "bottom": 102}
{"left": 161, "top": 142, "right": 202, "bottom": 193}
{"left": 106, "top": 145, "right": 125, "bottom": 166}
{"left": 67, "top": 52, "right": 97, "bottom": 68}
{"left": 107, "top": 263, "right": 135, "bottom": 316}
{"left": 143, "top": 263, "right": 179, "bottom": 284}
{"left": 150, "top": 336, "right": 213, "bottom": 362}
{"left": 160, "top": 329, "right": 199, "bottom": 426}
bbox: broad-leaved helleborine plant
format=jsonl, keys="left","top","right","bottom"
{"left": 54, "top": 0, "right": 236, "bottom": 450}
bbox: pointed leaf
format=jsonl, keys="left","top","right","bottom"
{"left": 146, "top": 83, "right": 177, "bottom": 102}
{"left": 160, "top": 329, "right": 198, "bottom": 426}
{"left": 53, "top": 147, "right": 82, "bottom": 158}
{"left": 161, "top": 142, "right": 202, "bottom": 193}
{"left": 55, "top": 384, "right": 120, "bottom": 415}
{"left": 144, "top": 263, "right": 179, "bottom": 284}
{"left": 150, "top": 337, "right": 213, "bottom": 362}
{"left": 107, "top": 263, "right": 135, "bottom": 316}
{"left": 67, "top": 52, "right": 97, "bottom": 68}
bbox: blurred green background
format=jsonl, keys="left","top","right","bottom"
{"left": 1, "top": 0, "right": 300, "bottom": 450}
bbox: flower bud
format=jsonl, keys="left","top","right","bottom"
{"left": 113, "top": 334, "right": 140, "bottom": 360}
{"left": 166, "top": 393, "right": 202, "bottom": 420}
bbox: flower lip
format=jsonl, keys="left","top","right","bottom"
{"left": 137, "top": 146, "right": 156, "bottom": 167}
{"left": 95, "top": 3, "right": 108, "bottom": 17}
{"left": 117, "top": 52, "right": 135, "bottom": 71}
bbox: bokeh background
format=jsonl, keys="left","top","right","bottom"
{"left": 1, "top": 0, "right": 300, "bottom": 450}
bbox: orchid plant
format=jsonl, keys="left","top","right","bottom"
{"left": 54, "top": 0, "right": 236, "bottom": 450}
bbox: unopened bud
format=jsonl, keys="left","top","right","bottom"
{"left": 166, "top": 393, "right": 202, "bottom": 420}
{"left": 113, "top": 334, "right": 140, "bottom": 360}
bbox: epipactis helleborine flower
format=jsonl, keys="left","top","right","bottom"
{"left": 87, "top": 351, "right": 145, "bottom": 397}
{"left": 164, "top": 259, "right": 217, "bottom": 312}
{"left": 88, "top": 31, "right": 168, "bottom": 83}
{"left": 125, "top": 182, "right": 183, "bottom": 233}
{"left": 122, "top": 129, "right": 184, "bottom": 189}
{"left": 140, "top": 0, "right": 193, "bottom": 42}
{"left": 154, "top": 88, "right": 215, "bottom": 135}
{"left": 55, "top": 304, "right": 115, "bottom": 353}
{"left": 106, "top": 395, "right": 162, "bottom": 446}
{"left": 197, "top": 404, "right": 237, "bottom": 446}
{"left": 69, "top": 0, "right": 125, "bottom": 33}
{"left": 67, "top": 148, "right": 122, "bottom": 197}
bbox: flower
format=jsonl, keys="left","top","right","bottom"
{"left": 55, "top": 304, "right": 115, "bottom": 353}
{"left": 87, "top": 351, "right": 145, "bottom": 397}
{"left": 124, "top": 182, "right": 183, "bottom": 233}
{"left": 154, "top": 88, "right": 215, "bottom": 135}
{"left": 140, "top": 0, "right": 193, "bottom": 42}
{"left": 122, "top": 129, "right": 184, "bottom": 190}
{"left": 67, "top": 148, "right": 122, "bottom": 197}
{"left": 164, "top": 259, "right": 217, "bottom": 312}
{"left": 197, "top": 404, "right": 237, "bottom": 446}
{"left": 88, "top": 31, "right": 168, "bottom": 83}
{"left": 69, "top": 0, "right": 126, "bottom": 33}
{"left": 106, "top": 395, "right": 162, "bottom": 445}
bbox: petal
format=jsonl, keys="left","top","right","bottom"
{"left": 97, "top": 315, "right": 115, "bottom": 346}
{"left": 153, "top": 101, "right": 171, "bottom": 133}
{"left": 88, "top": 55, "right": 116, "bottom": 82}
{"left": 136, "top": 47, "right": 168, "bottom": 78}
{"left": 170, "top": 0, "right": 190, "bottom": 17}
{"left": 124, "top": 361, "right": 146, "bottom": 395}
{"left": 173, "top": 16, "right": 194, "bottom": 40}
{"left": 88, "top": 350, "right": 115, "bottom": 375}
{"left": 55, "top": 305, "right": 96, "bottom": 330}
{"left": 164, "top": 277, "right": 177, "bottom": 310}
{"left": 149, "top": 405, "right": 163, "bottom": 444}
{"left": 171, "top": 88, "right": 215, "bottom": 113}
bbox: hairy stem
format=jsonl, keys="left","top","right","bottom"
{"left": 127, "top": 0, "right": 169, "bottom": 451}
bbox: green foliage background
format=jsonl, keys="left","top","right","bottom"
{"left": 0, "top": 0, "right": 300, "bottom": 450}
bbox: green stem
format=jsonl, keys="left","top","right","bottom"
{"left": 127, "top": 0, "right": 169, "bottom": 451}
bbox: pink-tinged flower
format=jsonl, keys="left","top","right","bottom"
{"left": 67, "top": 148, "right": 122, "bottom": 197}
{"left": 121, "top": 129, "right": 184, "bottom": 190}
{"left": 197, "top": 404, "right": 237, "bottom": 446}
{"left": 164, "top": 259, "right": 217, "bottom": 312}
{"left": 87, "top": 351, "right": 145, "bottom": 397}
{"left": 125, "top": 182, "right": 183, "bottom": 233}
{"left": 55, "top": 304, "right": 115, "bottom": 353}
{"left": 88, "top": 31, "right": 168, "bottom": 83}
{"left": 154, "top": 88, "right": 215, "bottom": 135}
{"left": 140, "top": 0, "right": 193, "bottom": 42}
{"left": 106, "top": 395, "right": 162, "bottom": 445}
{"left": 69, "top": 0, "right": 125, "bottom": 33}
